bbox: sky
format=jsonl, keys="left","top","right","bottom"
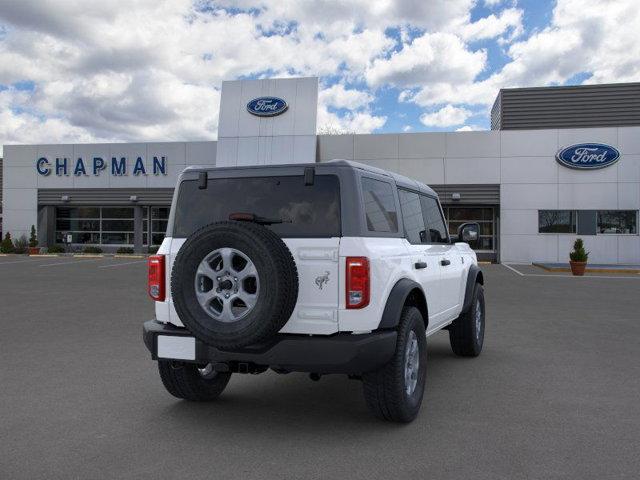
{"left": 0, "top": 0, "right": 638, "bottom": 154}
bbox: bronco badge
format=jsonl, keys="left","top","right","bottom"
{"left": 315, "top": 271, "right": 330, "bottom": 290}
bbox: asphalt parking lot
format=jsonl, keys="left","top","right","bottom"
{"left": 1, "top": 256, "right": 639, "bottom": 479}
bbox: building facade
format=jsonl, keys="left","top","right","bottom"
{"left": 2, "top": 79, "right": 639, "bottom": 264}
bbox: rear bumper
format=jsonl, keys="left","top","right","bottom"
{"left": 143, "top": 320, "right": 397, "bottom": 374}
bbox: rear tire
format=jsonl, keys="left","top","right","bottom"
{"left": 362, "top": 306, "right": 427, "bottom": 423}
{"left": 158, "top": 361, "right": 231, "bottom": 401}
{"left": 449, "top": 283, "right": 485, "bottom": 357}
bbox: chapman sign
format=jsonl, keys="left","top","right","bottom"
{"left": 36, "top": 156, "right": 167, "bottom": 177}
{"left": 556, "top": 143, "right": 620, "bottom": 170}
{"left": 246, "top": 97, "right": 288, "bottom": 117}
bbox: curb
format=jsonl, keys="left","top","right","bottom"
{"left": 533, "top": 263, "right": 640, "bottom": 275}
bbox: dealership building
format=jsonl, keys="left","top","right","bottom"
{"left": 1, "top": 78, "right": 639, "bottom": 264}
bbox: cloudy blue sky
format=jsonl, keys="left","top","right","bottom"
{"left": 0, "top": 0, "right": 638, "bottom": 152}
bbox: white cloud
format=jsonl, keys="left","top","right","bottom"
{"left": 0, "top": 0, "right": 638, "bottom": 148}
{"left": 317, "top": 105, "right": 386, "bottom": 134}
{"left": 420, "top": 105, "right": 472, "bottom": 127}
{"left": 319, "top": 84, "right": 373, "bottom": 110}
{"left": 456, "top": 125, "right": 484, "bottom": 132}
{"left": 366, "top": 32, "right": 486, "bottom": 88}
{"left": 402, "top": 125, "right": 413, "bottom": 132}
{"left": 459, "top": 8, "right": 523, "bottom": 42}
{"left": 403, "top": 0, "right": 640, "bottom": 111}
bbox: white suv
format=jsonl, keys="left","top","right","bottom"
{"left": 143, "top": 160, "right": 485, "bottom": 422}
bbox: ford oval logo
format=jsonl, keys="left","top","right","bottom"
{"left": 556, "top": 143, "right": 620, "bottom": 170}
{"left": 246, "top": 97, "right": 288, "bottom": 117}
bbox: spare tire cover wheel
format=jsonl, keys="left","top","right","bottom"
{"left": 171, "top": 221, "right": 299, "bottom": 349}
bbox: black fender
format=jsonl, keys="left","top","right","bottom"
{"left": 461, "top": 264, "right": 484, "bottom": 314}
{"left": 378, "top": 279, "right": 428, "bottom": 330}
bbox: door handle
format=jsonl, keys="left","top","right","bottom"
{"left": 440, "top": 259, "right": 451, "bottom": 266}
{"left": 414, "top": 262, "right": 427, "bottom": 270}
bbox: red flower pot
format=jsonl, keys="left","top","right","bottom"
{"left": 569, "top": 261, "right": 587, "bottom": 276}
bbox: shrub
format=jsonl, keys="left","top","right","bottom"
{"left": 47, "top": 245, "right": 65, "bottom": 254}
{"left": 1, "top": 233, "right": 15, "bottom": 253}
{"left": 83, "top": 246, "right": 103, "bottom": 254}
{"left": 116, "top": 247, "right": 135, "bottom": 254}
{"left": 13, "top": 235, "right": 29, "bottom": 254}
{"left": 569, "top": 238, "right": 589, "bottom": 262}
{"left": 29, "top": 225, "right": 38, "bottom": 248}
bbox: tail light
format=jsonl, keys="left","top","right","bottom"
{"left": 148, "top": 255, "right": 165, "bottom": 301}
{"left": 346, "top": 256, "right": 369, "bottom": 309}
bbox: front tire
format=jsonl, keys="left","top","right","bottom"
{"left": 158, "top": 361, "right": 232, "bottom": 401}
{"left": 362, "top": 306, "right": 427, "bottom": 423}
{"left": 449, "top": 283, "right": 485, "bottom": 357}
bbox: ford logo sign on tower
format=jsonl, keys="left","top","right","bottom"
{"left": 247, "top": 97, "right": 288, "bottom": 117}
{"left": 556, "top": 143, "right": 620, "bottom": 170}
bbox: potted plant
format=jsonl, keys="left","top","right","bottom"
{"left": 569, "top": 238, "right": 589, "bottom": 276}
{"left": 13, "top": 235, "right": 29, "bottom": 254}
{"left": 28, "top": 225, "right": 40, "bottom": 255}
{"left": 1, "top": 232, "right": 15, "bottom": 254}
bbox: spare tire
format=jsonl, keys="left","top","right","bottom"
{"left": 171, "top": 221, "right": 298, "bottom": 349}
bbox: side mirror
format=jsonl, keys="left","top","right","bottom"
{"left": 457, "top": 222, "right": 480, "bottom": 243}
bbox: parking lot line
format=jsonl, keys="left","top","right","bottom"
{"left": 38, "top": 258, "right": 104, "bottom": 267}
{"left": 502, "top": 263, "right": 640, "bottom": 280}
{"left": 502, "top": 263, "right": 524, "bottom": 276}
{"left": 98, "top": 260, "right": 147, "bottom": 269}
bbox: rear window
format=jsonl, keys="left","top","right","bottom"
{"left": 173, "top": 175, "right": 341, "bottom": 238}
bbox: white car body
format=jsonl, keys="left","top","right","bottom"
{"left": 155, "top": 234, "right": 477, "bottom": 336}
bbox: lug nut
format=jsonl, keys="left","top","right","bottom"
{"left": 216, "top": 276, "right": 221, "bottom": 281}
{"left": 225, "top": 294, "right": 230, "bottom": 299}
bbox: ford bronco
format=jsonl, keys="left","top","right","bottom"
{"left": 143, "top": 160, "right": 485, "bottom": 422}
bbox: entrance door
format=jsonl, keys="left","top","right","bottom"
{"left": 445, "top": 206, "right": 497, "bottom": 262}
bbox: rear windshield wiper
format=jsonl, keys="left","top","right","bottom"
{"left": 229, "top": 212, "right": 290, "bottom": 225}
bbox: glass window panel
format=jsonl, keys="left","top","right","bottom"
{"left": 151, "top": 220, "right": 168, "bottom": 232}
{"left": 102, "top": 220, "right": 134, "bottom": 232}
{"left": 538, "top": 210, "right": 576, "bottom": 233}
{"left": 448, "top": 208, "right": 483, "bottom": 221}
{"left": 151, "top": 233, "right": 165, "bottom": 245}
{"left": 143, "top": 233, "right": 148, "bottom": 245}
{"left": 152, "top": 207, "right": 170, "bottom": 219}
{"left": 56, "top": 207, "right": 100, "bottom": 219}
{"left": 174, "top": 176, "right": 341, "bottom": 238}
{"left": 478, "top": 237, "right": 493, "bottom": 250}
{"left": 480, "top": 223, "right": 493, "bottom": 235}
{"left": 55, "top": 232, "right": 100, "bottom": 244}
{"left": 398, "top": 190, "right": 426, "bottom": 244}
{"left": 101, "top": 232, "right": 132, "bottom": 244}
{"left": 597, "top": 210, "right": 638, "bottom": 234}
{"left": 361, "top": 178, "right": 398, "bottom": 233}
{"left": 56, "top": 219, "right": 100, "bottom": 231}
{"left": 101, "top": 207, "right": 134, "bottom": 219}
{"left": 420, "top": 196, "right": 448, "bottom": 243}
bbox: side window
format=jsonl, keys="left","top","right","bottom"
{"left": 361, "top": 177, "right": 398, "bottom": 233}
{"left": 398, "top": 189, "right": 427, "bottom": 244}
{"left": 420, "top": 195, "right": 448, "bottom": 243}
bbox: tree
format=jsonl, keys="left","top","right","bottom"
{"left": 29, "top": 225, "right": 38, "bottom": 248}
{"left": 1, "top": 233, "right": 15, "bottom": 253}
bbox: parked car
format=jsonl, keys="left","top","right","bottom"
{"left": 143, "top": 160, "right": 485, "bottom": 422}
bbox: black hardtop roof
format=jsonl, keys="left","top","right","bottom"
{"left": 183, "top": 159, "right": 437, "bottom": 197}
